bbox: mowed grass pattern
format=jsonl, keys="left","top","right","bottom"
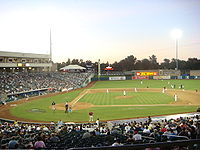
{"left": 79, "top": 92, "right": 173, "bottom": 105}
{"left": 91, "top": 80, "right": 200, "bottom": 90}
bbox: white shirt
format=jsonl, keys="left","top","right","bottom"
{"left": 125, "top": 126, "right": 131, "bottom": 133}
{"left": 133, "top": 134, "right": 142, "bottom": 141}
{"left": 143, "top": 128, "right": 151, "bottom": 134}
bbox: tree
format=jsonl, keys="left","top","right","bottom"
{"left": 178, "top": 60, "right": 187, "bottom": 70}
{"left": 112, "top": 55, "right": 137, "bottom": 71}
{"left": 149, "top": 55, "right": 159, "bottom": 69}
{"left": 135, "top": 60, "right": 143, "bottom": 70}
{"left": 169, "top": 58, "right": 176, "bottom": 69}
{"left": 55, "top": 54, "right": 199, "bottom": 71}
{"left": 66, "top": 58, "right": 71, "bottom": 65}
{"left": 141, "top": 59, "right": 151, "bottom": 70}
{"left": 125, "top": 55, "right": 137, "bottom": 71}
{"left": 160, "top": 58, "right": 170, "bottom": 69}
{"left": 186, "top": 58, "right": 200, "bottom": 70}
{"left": 112, "top": 61, "right": 121, "bottom": 71}
{"left": 71, "top": 59, "right": 79, "bottom": 65}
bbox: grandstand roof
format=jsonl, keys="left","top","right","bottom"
{"left": 60, "top": 65, "right": 86, "bottom": 70}
{"left": 0, "top": 51, "right": 50, "bottom": 59}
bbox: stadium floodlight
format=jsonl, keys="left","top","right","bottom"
{"left": 171, "top": 29, "right": 183, "bottom": 39}
{"left": 170, "top": 29, "right": 183, "bottom": 70}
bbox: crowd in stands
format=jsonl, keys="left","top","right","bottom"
{"left": 0, "top": 72, "right": 91, "bottom": 95}
{"left": 0, "top": 115, "right": 200, "bottom": 149}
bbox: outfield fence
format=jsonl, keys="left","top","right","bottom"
{"left": 91, "top": 75, "right": 200, "bottom": 81}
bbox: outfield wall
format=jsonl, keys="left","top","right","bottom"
{"left": 91, "top": 75, "right": 200, "bottom": 81}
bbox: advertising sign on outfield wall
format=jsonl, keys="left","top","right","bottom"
{"left": 195, "top": 76, "right": 200, "bottom": 79}
{"left": 132, "top": 76, "right": 149, "bottom": 80}
{"left": 153, "top": 76, "right": 170, "bottom": 80}
{"left": 109, "top": 76, "right": 126, "bottom": 80}
{"left": 136, "top": 72, "right": 157, "bottom": 76}
{"left": 178, "top": 76, "right": 182, "bottom": 79}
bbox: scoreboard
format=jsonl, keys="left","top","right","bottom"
{"left": 136, "top": 72, "right": 157, "bottom": 76}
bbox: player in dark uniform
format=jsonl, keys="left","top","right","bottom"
{"left": 52, "top": 101, "right": 56, "bottom": 112}
{"left": 89, "top": 112, "right": 94, "bottom": 121}
{"left": 65, "top": 102, "right": 69, "bottom": 113}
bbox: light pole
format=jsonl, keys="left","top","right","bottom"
{"left": 171, "top": 29, "right": 183, "bottom": 70}
{"left": 175, "top": 38, "right": 178, "bottom": 70}
{"left": 98, "top": 59, "right": 101, "bottom": 80}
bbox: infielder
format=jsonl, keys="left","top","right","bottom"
{"left": 174, "top": 94, "right": 178, "bottom": 102}
{"left": 52, "top": 101, "right": 56, "bottom": 112}
{"left": 65, "top": 102, "right": 69, "bottom": 113}
{"left": 123, "top": 90, "right": 126, "bottom": 96}
{"left": 162, "top": 88, "right": 165, "bottom": 93}
{"left": 135, "top": 87, "right": 137, "bottom": 92}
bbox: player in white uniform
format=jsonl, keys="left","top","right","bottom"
{"left": 123, "top": 90, "right": 126, "bottom": 96}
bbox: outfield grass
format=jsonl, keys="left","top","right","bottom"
{"left": 79, "top": 92, "right": 173, "bottom": 105}
{"left": 90, "top": 80, "right": 200, "bottom": 90}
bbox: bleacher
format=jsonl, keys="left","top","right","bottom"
{"left": 0, "top": 114, "right": 200, "bottom": 149}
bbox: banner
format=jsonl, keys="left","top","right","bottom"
{"left": 132, "top": 76, "right": 149, "bottom": 80}
{"left": 109, "top": 76, "right": 126, "bottom": 80}
{"left": 153, "top": 76, "right": 170, "bottom": 80}
{"left": 194, "top": 76, "right": 200, "bottom": 79}
{"left": 104, "top": 66, "right": 114, "bottom": 70}
{"left": 178, "top": 76, "right": 182, "bottom": 79}
{"left": 136, "top": 72, "right": 157, "bottom": 76}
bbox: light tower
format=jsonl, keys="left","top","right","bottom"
{"left": 170, "top": 29, "right": 183, "bottom": 70}
{"left": 98, "top": 59, "right": 101, "bottom": 80}
{"left": 50, "top": 28, "right": 52, "bottom": 62}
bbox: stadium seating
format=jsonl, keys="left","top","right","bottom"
{"left": 0, "top": 114, "right": 200, "bottom": 149}
{"left": 0, "top": 72, "right": 91, "bottom": 102}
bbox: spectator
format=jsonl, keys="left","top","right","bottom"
{"left": 96, "top": 118, "right": 100, "bottom": 128}
{"left": 0, "top": 112, "right": 199, "bottom": 149}
{"left": 34, "top": 136, "right": 46, "bottom": 149}
{"left": 112, "top": 139, "right": 123, "bottom": 146}
{"left": 8, "top": 139, "right": 19, "bottom": 149}
{"left": 0, "top": 72, "right": 91, "bottom": 98}
{"left": 49, "top": 133, "right": 60, "bottom": 143}
{"left": 133, "top": 131, "right": 142, "bottom": 141}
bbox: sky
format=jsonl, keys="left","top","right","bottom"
{"left": 0, "top": 0, "right": 200, "bottom": 63}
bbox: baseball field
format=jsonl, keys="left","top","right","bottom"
{"left": 1, "top": 79, "right": 200, "bottom": 123}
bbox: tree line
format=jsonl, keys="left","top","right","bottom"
{"left": 56, "top": 55, "right": 200, "bottom": 71}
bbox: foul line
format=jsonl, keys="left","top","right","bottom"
{"left": 94, "top": 104, "right": 199, "bottom": 107}
{"left": 71, "top": 90, "right": 88, "bottom": 107}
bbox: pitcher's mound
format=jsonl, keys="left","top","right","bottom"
{"left": 115, "top": 96, "right": 133, "bottom": 99}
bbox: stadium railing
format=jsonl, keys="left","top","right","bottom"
{"left": 68, "top": 139, "right": 200, "bottom": 150}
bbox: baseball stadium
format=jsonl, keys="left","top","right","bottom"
{"left": 1, "top": 0, "right": 200, "bottom": 149}
{"left": 0, "top": 51, "right": 200, "bottom": 149}
{"left": 2, "top": 78, "right": 200, "bottom": 123}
